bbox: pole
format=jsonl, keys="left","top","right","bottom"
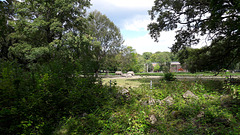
{"left": 110, "top": 80, "right": 111, "bottom": 88}
{"left": 150, "top": 80, "right": 152, "bottom": 89}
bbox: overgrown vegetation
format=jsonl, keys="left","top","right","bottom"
{"left": 2, "top": 60, "right": 240, "bottom": 134}
{"left": 53, "top": 78, "right": 240, "bottom": 134}
{"left": 0, "top": 60, "right": 115, "bottom": 134}
{"left": 1, "top": 0, "right": 240, "bottom": 134}
{"left": 163, "top": 72, "right": 176, "bottom": 81}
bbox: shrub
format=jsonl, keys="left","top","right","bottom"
{"left": 163, "top": 72, "right": 176, "bottom": 81}
{"left": 0, "top": 59, "right": 102, "bottom": 134}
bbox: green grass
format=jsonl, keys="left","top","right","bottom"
{"left": 102, "top": 77, "right": 161, "bottom": 88}
{"left": 55, "top": 78, "right": 240, "bottom": 134}
{"left": 103, "top": 78, "right": 143, "bottom": 88}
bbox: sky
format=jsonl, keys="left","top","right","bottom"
{"left": 89, "top": 0, "right": 176, "bottom": 54}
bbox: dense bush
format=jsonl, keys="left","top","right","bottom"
{"left": 0, "top": 60, "right": 115, "bottom": 134}
{"left": 163, "top": 72, "right": 176, "bottom": 81}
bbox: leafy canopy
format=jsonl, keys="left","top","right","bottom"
{"left": 87, "top": 10, "right": 124, "bottom": 73}
{"left": 148, "top": 0, "right": 240, "bottom": 70}
{"left": 8, "top": 0, "right": 91, "bottom": 65}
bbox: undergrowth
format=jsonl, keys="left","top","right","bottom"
{"left": 55, "top": 79, "right": 240, "bottom": 134}
{"left": 1, "top": 61, "right": 239, "bottom": 134}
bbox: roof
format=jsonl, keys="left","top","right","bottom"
{"left": 171, "top": 62, "right": 180, "bottom": 65}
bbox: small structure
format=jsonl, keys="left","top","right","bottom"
{"left": 170, "top": 62, "right": 187, "bottom": 72}
{"left": 115, "top": 71, "right": 122, "bottom": 75}
{"left": 127, "top": 71, "right": 135, "bottom": 76}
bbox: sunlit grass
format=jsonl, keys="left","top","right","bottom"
{"left": 102, "top": 78, "right": 147, "bottom": 87}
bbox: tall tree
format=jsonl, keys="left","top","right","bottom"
{"left": 8, "top": 0, "right": 91, "bottom": 66}
{"left": 116, "top": 46, "right": 138, "bottom": 72}
{"left": 150, "top": 51, "right": 171, "bottom": 64}
{"left": 178, "top": 40, "right": 240, "bottom": 73}
{"left": 148, "top": 0, "right": 240, "bottom": 71}
{"left": 87, "top": 10, "right": 124, "bottom": 75}
{"left": 136, "top": 54, "right": 146, "bottom": 73}
{"left": 142, "top": 52, "right": 152, "bottom": 60}
{"left": 0, "top": 0, "right": 14, "bottom": 60}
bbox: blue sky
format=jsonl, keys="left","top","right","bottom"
{"left": 89, "top": 0, "right": 175, "bottom": 54}
{"left": 89, "top": 0, "right": 208, "bottom": 54}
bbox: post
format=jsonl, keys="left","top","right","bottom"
{"left": 110, "top": 80, "right": 111, "bottom": 88}
{"left": 150, "top": 80, "right": 152, "bottom": 89}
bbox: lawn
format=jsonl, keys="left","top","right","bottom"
{"left": 102, "top": 77, "right": 161, "bottom": 88}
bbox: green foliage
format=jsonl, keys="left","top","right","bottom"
{"left": 8, "top": 0, "right": 91, "bottom": 66}
{"left": 0, "top": 0, "right": 14, "bottom": 60}
{"left": 51, "top": 78, "right": 240, "bottom": 134}
{"left": 223, "top": 80, "right": 240, "bottom": 99}
{"left": 150, "top": 51, "right": 172, "bottom": 64}
{"left": 153, "top": 63, "right": 160, "bottom": 72}
{"left": 87, "top": 10, "right": 124, "bottom": 73}
{"left": 116, "top": 46, "right": 138, "bottom": 72}
{"left": 1, "top": 0, "right": 240, "bottom": 134}
{"left": 146, "top": 61, "right": 154, "bottom": 72}
{"left": 178, "top": 44, "right": 240, "bottom": 73}
{"left": 0, "top": 0, "right": 127, "bottom": 134}
{"left": 163, "top": 72, "right": 176, "bottom": 81}
{"left": 148, "top": 0, "right": 240, "bottom": 71}
{"left": 142, "top": 52, "right": 152, "bottom": 60}
{"left": 0, "top": 59, "right": 115, "bottom": 134}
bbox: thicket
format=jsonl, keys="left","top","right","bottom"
{"left": 0, "top": 0, "right": 121, "bottom": 133}
{"left": 50, "top": 79, "right": 240, "bottom": 134}
{"left": 0, "top": 59, "right": 118, "bottom": 134}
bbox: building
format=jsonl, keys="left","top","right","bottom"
{"left": 170, "top": 62, "right": 187, "bottom": 72}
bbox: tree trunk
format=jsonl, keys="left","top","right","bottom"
{"left": 95, "top": 70, "right": 99, "bottom": 78}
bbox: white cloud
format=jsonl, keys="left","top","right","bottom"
{"left": 90, "top": 0, "right": 181, "bottom": 54}
{"left": 125, "top": 31, "right": 176, "bottom": 54}
{"left": 94, "top": 0, "right": 154, "bottom": 9}
{"left": 90, "top": 0, "right": 155, "bottom": 15}
{"left": 123, "top": 15, "right": 150, "bottom": 31}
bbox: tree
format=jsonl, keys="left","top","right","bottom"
{"left": 0, "top": 0, "right": 14, "bottom": 60}
{"left": 8, "top": 0, "right": 91, "bottom": 66}
{"left": 116, "top": 46, "right": 138, "bottom": 72}
{"left": 0, "top": 1, "right": 95, "bottom": 134}
{"left": 150, "top": 51, "right": 171, "bottom": 64}
{"left": 150, "top": 51, "right": 172, "bottom": 72}
{"left": 87, "top": 10, "right": 124, "bottom": 75}
{"left": 178, "top": 40, "right": 240, "bottom": 73}
{"left": 146, "top": 61, "right": 154, "bottom": 72}
{"left": 153, "top": 63, "right": 160, "bottom": 72}
{"left": 177, "top": 48, "right": 201, "bottom": 73}
{"left": 148, "top": 0, "right": 240, "bottom": 71}
{"left": 142, "top": 52, "right": 152, "bottom": 60}
{"left": 136, "top": 54, "right": 146, "bottom": 73}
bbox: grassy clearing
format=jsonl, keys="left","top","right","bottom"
{"left": 102, "top": 77, "right": 161, "bottom": 88}
{"left": 55, "top": 78, "right": 240, "bottom": 134}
